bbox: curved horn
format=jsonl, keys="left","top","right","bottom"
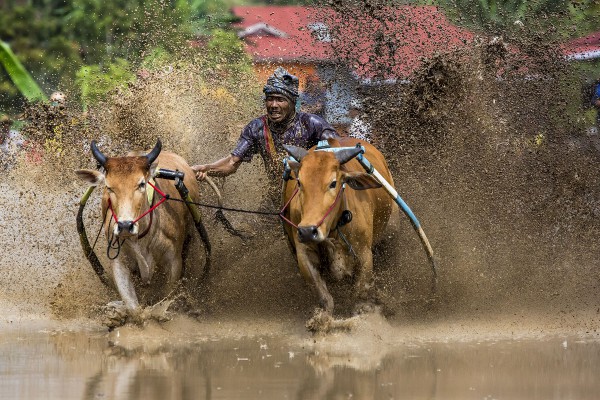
{"left": 283, "top": 144, "right": 308, "bottom": 162}
{"left": 145, "top": 139, "right": 162, "bottom": 164}
{"left": 90, "top": 140, "right": 107, "bottom": 167}
{"left": 334, "top": 147, "right": 362, "bottom": 165}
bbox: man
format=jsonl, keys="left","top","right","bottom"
{"left": 593, "top": 80, "right": 600, "bottom": 130}
{"left": 191, "top": 67, "right": 338, "bottom": 199}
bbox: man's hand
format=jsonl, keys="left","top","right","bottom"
{"left": 191, "top": 155, "right": 241, "bottom": 181}
{"left": 191, "top": 164, "right": 209, "bottom": 181}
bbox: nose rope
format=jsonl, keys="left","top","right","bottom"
{"left": 279, "top": 181, "right": 346, "bottom": 229}
{"left": 315, "top": 183, "right": 346, "bottom": 227}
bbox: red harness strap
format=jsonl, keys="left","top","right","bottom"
{"left": 107, "top": 181, "right": 167, "bottom": 239}
{"left": 279, "top": 182, "right": 346, "bottom": 229}
{"left": 262, "top": 116, "right": 277, "bottom": 160}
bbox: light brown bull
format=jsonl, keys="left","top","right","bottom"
{"left": 75, "top": 140, "right": 208, "bottom": 321}
{"left": 282, "top": 137, "right": 395, "bottom": 330}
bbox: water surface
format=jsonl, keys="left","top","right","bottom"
{"left": 1, "top": 319, "right": 598, "bottom": 400}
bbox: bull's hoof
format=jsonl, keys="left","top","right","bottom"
{"left": 306, "top": 309, "right": 360, "bottom": 333}
{"left": 101, "top": 301, "right": 130, "bottom": 329}
{"left": 306, "top": 309, "right": 333, "bottom": 333}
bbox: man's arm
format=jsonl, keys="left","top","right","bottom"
{"left": 191, "top": 154, "right": 242, "bottom": 181}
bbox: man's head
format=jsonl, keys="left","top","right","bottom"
{"left": 264, "top": 67, "right": 298, "bottom": 123}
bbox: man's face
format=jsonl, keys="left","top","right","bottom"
{"left": 265, "top": 94, "right": 293, "bottom": 123}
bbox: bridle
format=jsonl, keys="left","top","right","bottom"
{"left": 106, "top": 181, "right": 168, "bottom": 240}
{"left": 279, "top": 179, "right": 347, "bottom": 230}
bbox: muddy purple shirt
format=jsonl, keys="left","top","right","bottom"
{"left": 231, "top": 112, "right": 339, "bottom": 164}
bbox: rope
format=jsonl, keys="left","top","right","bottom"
{"left": 166, "top": 197, "right": 280, "bottom": 216}
{"left": 106, "top": 216, "right": 125, "bottom": 260}
{"left": 89, "top": 208, "right": 108, "bottom": 258}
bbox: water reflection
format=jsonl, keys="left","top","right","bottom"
{"left": 0, "top": 326, "right": 599, "bottom": 400}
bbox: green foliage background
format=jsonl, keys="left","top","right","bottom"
{"left": 0, "top": 0, "right": 598, "bottom": 116}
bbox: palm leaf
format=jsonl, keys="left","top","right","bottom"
{"left": 0, "top": 40, "right": 47, "bottom": 102}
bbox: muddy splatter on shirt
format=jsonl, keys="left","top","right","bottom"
{"left": 231, "top": 112, "right": 339, "bottom": 182}
{"left": 231, "top": 112, "right": 338, "bottom": 206}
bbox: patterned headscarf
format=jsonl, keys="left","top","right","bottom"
{"left": 263, "top": 67, "right": 299, "bottom": 103}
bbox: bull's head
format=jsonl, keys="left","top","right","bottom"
{"left": 75, "top": 140, "right": 162, "bottom": 237}
{"left": 284, "top": 142, "right": 382, "bottom": 243}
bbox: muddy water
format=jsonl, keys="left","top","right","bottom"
{"left": 1, "top": 317, "right": 599, "bottom": 400}
{"left": 3, "top": 6, "right": 600, "bottom": 398}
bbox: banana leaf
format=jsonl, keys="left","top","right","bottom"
{"left": 0, "top": 40, "right": 47, "bottom": 102}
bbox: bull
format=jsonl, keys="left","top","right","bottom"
{"left": 75, "top": 139, "right": 209, "bottom": 322}
{"left": 282, "top": 137, "right": 395, "bottom": 331}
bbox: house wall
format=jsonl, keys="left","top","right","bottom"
{"left": 253, "top": 62, "right": 317, "bottom": 91}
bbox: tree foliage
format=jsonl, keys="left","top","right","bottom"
{"left": 0, "top": 0, "right": 194, "bottom": 113}
{"left": 0, "top": 40, "right": 47, "bottom": 103}
{"left": 426, "top": 0, "right": 600, "bottom": 38}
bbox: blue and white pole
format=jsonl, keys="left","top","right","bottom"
{"left": 302, "top": 141, "right": 437, "bottom": 281}
{"left": 354, "top": 147, "right": 437, "bottom": 280}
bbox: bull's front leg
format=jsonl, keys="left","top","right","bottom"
{"left": 354, "top": 244, "right": 375, "bottom": 302}
{"left": 296, "top": 243, "right": 333, "bottom": 313}
{"left": 112, "top": 258, "right": 141, "bottom": 315}
{"left": 131, "top": 241, "right": 154, "bottom": 285}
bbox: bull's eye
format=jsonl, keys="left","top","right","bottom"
{"left": 138, "top": 181, "right": 146, "bottom": 191}
{"left": 329, "top": 180, "right": 337, "bottom": 189}
{"left": 297, "top": 180, "right": 302, "bottom": 188}
{"left": 106, "top": 187, "right": 114, "bottom": 193}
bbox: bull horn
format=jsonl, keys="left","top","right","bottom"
{"left": 335, "top": 147, "right": 362, "bottom": 165}
{"left": 283, "top": 144, "right": 308, "bottom": 161}
{"left": 90, "top": 140, "right": 107, "bottom": 167}
{"left": 145, "top": 139, "right": 162, "bottom": 164}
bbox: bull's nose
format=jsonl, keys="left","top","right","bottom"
{"left": 297, "top": 225, "right": 319, "bottom": 243}
{"left": 117, "top": 220, "right": 135, "bottom": 234}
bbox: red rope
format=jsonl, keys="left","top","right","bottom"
{"left": 316, "top": 183, "right": 346, "bottom": 227}
{"left": 279, "top": 182, "right": 346, "bottom": 229}
{"left": 279, "top": 185, "right": 300, "bottom": 228}
{"left": 106, "top": 181, "right": 168, "bottom": 228}
{"left": 132, "top": 181, "right": 166, "bottom": 224}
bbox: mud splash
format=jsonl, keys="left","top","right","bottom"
{"left": 0, "top": 3, "right": 599, "bottom": 344}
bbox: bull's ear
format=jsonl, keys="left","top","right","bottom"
{"left": 149, "top": 162, "right": 159, "bottom": 179}
{"left": 343, "top": 172, "right": 382, "bottom": 190}
{"left": 75, "top": 169, "right": 105, "bottom": 186}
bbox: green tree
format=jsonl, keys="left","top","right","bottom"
{"left": 0, "top": 0, "right": 194, "bottom": 113}
{"left": 0, "top": 40, "right": 47, "bottom": 103}
{"left": 427, "top": 0, "right": 600, "bottom": 38}
{"left": 0, "top": 2, "right": 81, "bottom": 113}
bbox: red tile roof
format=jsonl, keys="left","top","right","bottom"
{"left": 231, "top": 6, "right": 330, "bottom": 63}
{"left": 562, "top": 31, "right": 600, "bottom": 60}
{"left": 231, "top": 5, "right": 476, "bottom": 80}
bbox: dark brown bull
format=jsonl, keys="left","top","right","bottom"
{"left": 75, "top": 140, "right": 208, "bottom": 320}
{"left": 282, "top": 137, "right": 395, "bottom": 330}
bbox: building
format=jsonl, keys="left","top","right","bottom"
{"left": 231, "top": 5, "right": 475, "bottom": 124}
